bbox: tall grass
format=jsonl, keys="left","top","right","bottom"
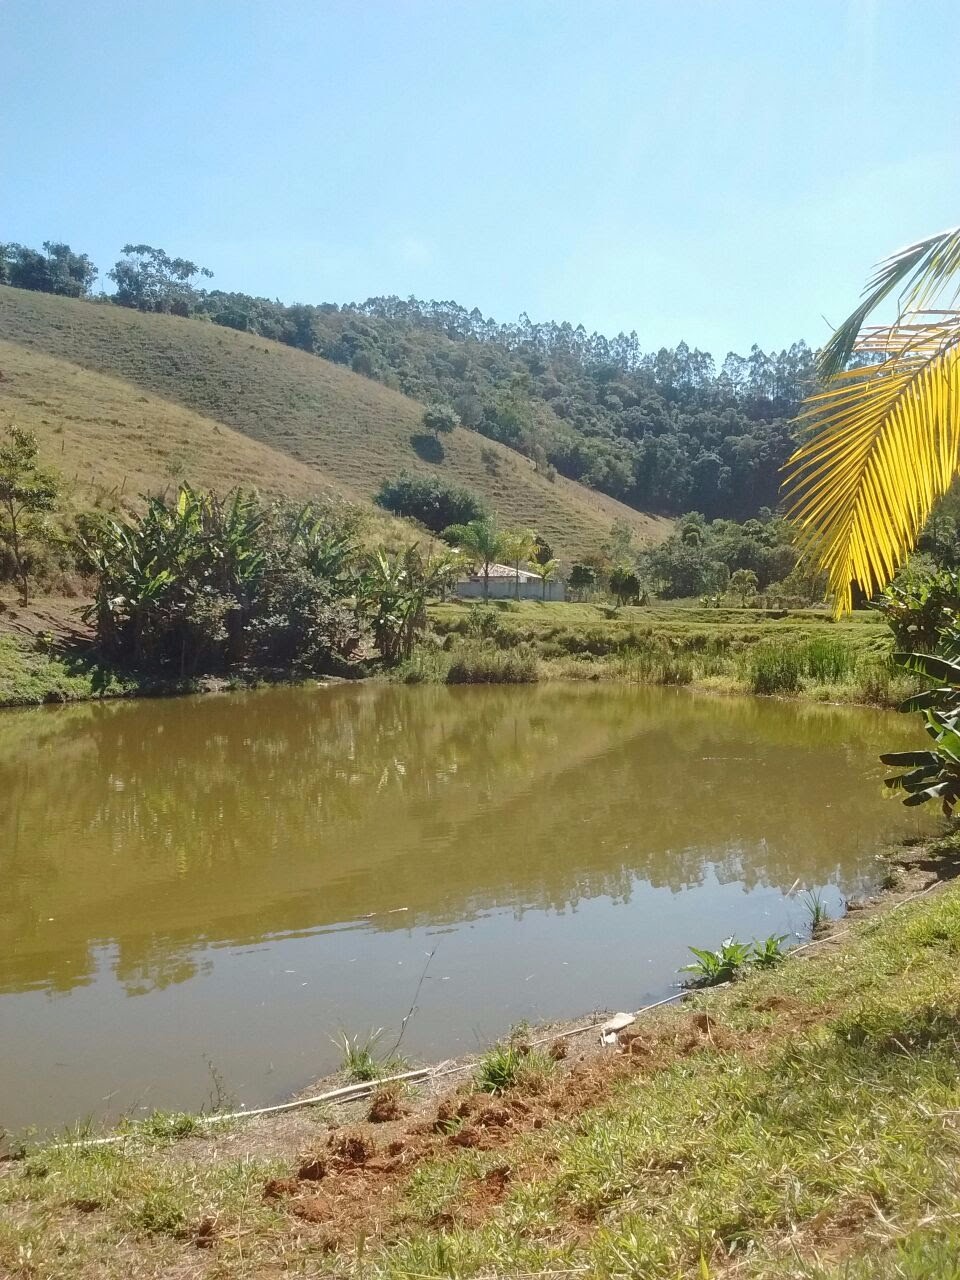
{"left": 445, "top": 643, "right": 540, "bottom": 684}
{"left": 746, "top": 645, "right": 804, "bottom": 695}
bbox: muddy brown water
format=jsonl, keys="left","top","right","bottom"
{"left": 0, "top": 682, "right": 930, "bottom": 1134}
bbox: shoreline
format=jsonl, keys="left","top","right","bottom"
{"left": 3, "top": 833, "right": 959, "bottom": 1275}
{"left": 5, "top": 833, "right": 949, "bottom": 1151}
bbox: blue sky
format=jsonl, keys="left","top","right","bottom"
{"left": 4, "top": 1, "right": 959, "bottom": 355}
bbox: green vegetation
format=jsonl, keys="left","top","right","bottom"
{"left": 82, "top": 485, "right": 368, "bottom": 675}
{"left": 803, "top": 889, "right": 830, "bottom": 933}
{"left": 0, "top": 286, "right": 668, "bottom": 562}
{"left": 682, "top": 935, "right": 789, "bottom": 986}
{"left": 0, "top": 426, "right": 62, "bottom": 603}
{"left": 2, "top": 235, "right": 813, "bottom": 521}
{"left": 473, "top": 1041, "right": 556, "bottom": 1096}
{"left": 406, "top": 599, "right": 910, "bottom": 704}
{"left": 375, "top": 472, "right": 485, "bottom": 532}
{"left": 332, "top": 1029, "right": 408, "bottom": 1084}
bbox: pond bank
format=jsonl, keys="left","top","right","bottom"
{"left": 4, "top": 833, "right": 960, "bottom": 1278}
{"left": 1, "top": 598, "right": 914, "bottom": 709}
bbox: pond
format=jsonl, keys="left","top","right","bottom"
{"left": 0, "top": 682, "right": 929, "bottom": 1134}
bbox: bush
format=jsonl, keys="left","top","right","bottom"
{"left": 375, "top": 473, "right": 485, "bottom": 533}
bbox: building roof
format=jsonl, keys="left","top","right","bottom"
{"left": 460, "top": 562, "right": 543, "bottom": 582}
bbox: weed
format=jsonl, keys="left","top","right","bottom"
{"left": 127, "top": 1111, "right": 202, "bottom": 1143}
{"left": 681, "top": 937, "right": 754, "bottom": 986}
{"left": 751, "top": 934, "right": 789, "bottom": 969}
{"left": 474, "top": 1042, "right": 555, "bottom": 1095}
{"left": 332, "top": 1029, "right": 408, "bottom": 1082}
{"left": 803, "top": 889, "right": 830, "bottom": 934}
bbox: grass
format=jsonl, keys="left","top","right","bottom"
{"left": 414, "top": 599, "right": 917, "bottom": 705}
{"left": 378, "top": 878, "right": 960, "bottom": 1279}
{"left": 0, "top": 631, "right": 137, "bottom": 706}
{"left": 0, "top": 286, "right": 670, "bottom": 560}
{"left": 473, "top": 1040, "right": 556, "bottom": 1096}
{"left": 803, "top": 888, "right": 831, "bottom": 933}
{"left": 5, "top": 870, "right": 960, "bottom": 1275}
{"left": 332, "top": 1029, "right": 409, "bottom": 1083}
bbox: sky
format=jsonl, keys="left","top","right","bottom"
{"left": 4, "top": 0, "right": 960, "bottom": 356}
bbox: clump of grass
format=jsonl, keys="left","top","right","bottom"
{"left": 803, "top": 635, "right": 855, "bottom": 683}
{"left": 125, "top": 1110, "right": 203, "bottom": 1144}
{"left": 445, "top": 643, "right": 539, "bottom": 684}
{"left": 131, "top": 1183, "right": 188, "bottom": 1236}
{"left": 474, "top": 1041, "right": 555, "bottom": 1095}
{"left": 332, "top": 1029, "right": 409, "bottom": 1083}
{"left": 747, "top": 644, "right": 804, "bottom": 695}
{"left": 803, "top": 888, "right": 830, "bottom": 934}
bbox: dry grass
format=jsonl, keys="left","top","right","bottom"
{"left": 0, "top": 287, "right": 671, "bottom": 559}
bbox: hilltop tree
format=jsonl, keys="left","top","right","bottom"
{"left": 0, "top": 426, "right": 60, "bottom": 604}
{"left": 109, "top": 244, "right": 213, "bottom": 315}
{"left": 443, "top": 516, "right": 507, "bottom": 600}
{"left": 1, "top": 241, "right": 98, "bottom": 297}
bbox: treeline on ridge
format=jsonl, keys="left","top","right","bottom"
{"left": 1, "top": 238, "right": 815, "bottom": 522}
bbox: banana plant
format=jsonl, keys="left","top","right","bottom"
{"left": 882, "top": 650, "right": 960, "bottom": 813}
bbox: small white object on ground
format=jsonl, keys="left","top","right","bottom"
{"left": 599, "top": 1011, "right": 636, "bottom": 1046}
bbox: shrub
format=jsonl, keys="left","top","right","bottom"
{"left": 375, "top": 473, "right": 485, "bottom": 533}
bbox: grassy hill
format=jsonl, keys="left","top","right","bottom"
{"left": 0, "top": 287, "right": 670, "bottom": 559}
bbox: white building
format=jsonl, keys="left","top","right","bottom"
{"left": 455, "top": 562, "right": 564, "bottom": 601}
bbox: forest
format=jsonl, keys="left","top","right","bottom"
{"left": 0, "top": 239, "right": 814, "bottom": 521}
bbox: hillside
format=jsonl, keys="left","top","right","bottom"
{"left": 0, "top": 287, "right": 670, "bottom": 559}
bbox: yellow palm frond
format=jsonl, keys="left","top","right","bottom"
{"left": 783, "top": 314, "right": 960, "bottom": 614}
{"left": 821, "top": 226, "right": 960, "bottom": 377}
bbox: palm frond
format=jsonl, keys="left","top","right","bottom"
{"left": 820, "top": 227, "right": 960, "bottom": 377}
{"left": 784, "top": 314, "right": 960, "bottom": 614}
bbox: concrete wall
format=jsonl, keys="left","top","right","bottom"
{"left": 456, "top": 576, "right": 564, "bottom": 601}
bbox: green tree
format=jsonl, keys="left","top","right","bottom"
{"left": 375, "top": 473, "right": 485, "bottom": 533}
{"left": 501, "top": 526, "right": 538, "bottom": 599}
{"left": 443, "top": 516, "right": 507, "bottom": 600}
{"left": 109, "top": 244, "right": 213, "bottom": 314}
{"left": 422, "top": 404, "right": 459, "bottom": 438}
{"left": 0, "top": 426, "right": 60, "bottom": 604}
{"left": 729, "top": 567, "right": 759, "bottom": 607}
{"left": 530, "top": 556, "right": 560, "bottom": 601}
{"left": 568, "top": 562, "right": 597, "bottom": 600}
{"left": 1, "top": 241, "right": 98, "bottom": 297}
{"left": 609, "top": 565, "right": 641, "bottom": 605}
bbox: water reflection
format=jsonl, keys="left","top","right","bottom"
{"left": 0, "top": 683, "right": 928, "bottom": 1130}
